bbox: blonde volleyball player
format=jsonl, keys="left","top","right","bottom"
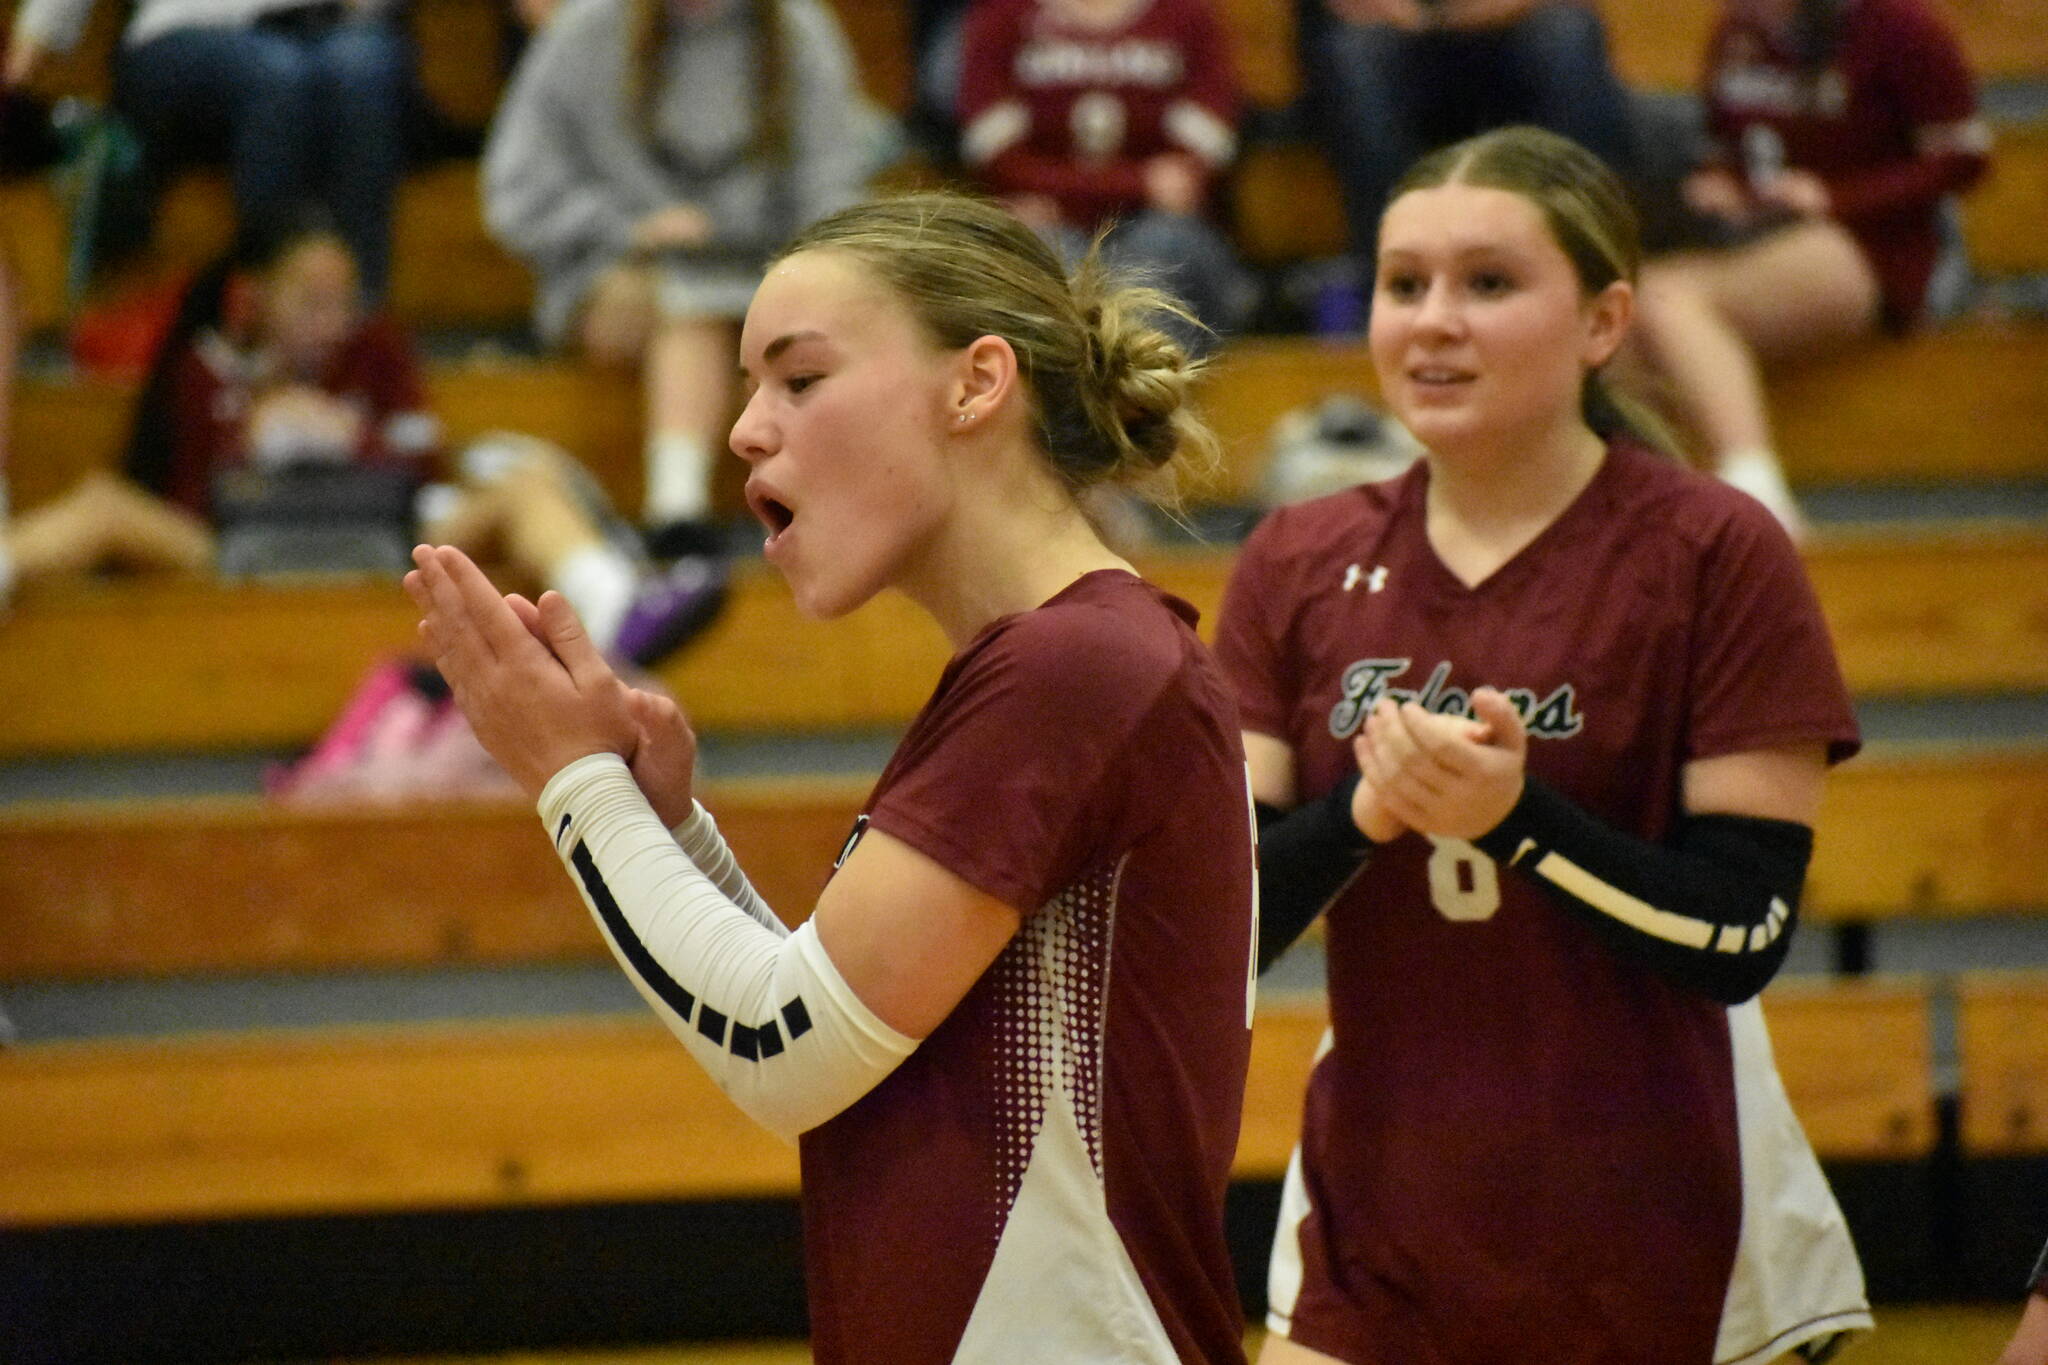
{"left": 409, "top": 192, "right": 1259, "bottom": 1365}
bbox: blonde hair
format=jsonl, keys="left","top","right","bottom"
{"left": 775, "top": 192, "right": 1220, "bottom": 499}
{"left": 1388, "top": 125, "right": 1680, "bottom": 452}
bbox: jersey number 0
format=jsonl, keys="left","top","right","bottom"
{"left": 1425, "top": 836, "right": 1501, "bottom": 921}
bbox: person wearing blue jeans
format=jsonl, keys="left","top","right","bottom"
{"left": 5, "top": 0, "right": 410, "bottom": 301}
{"left": 1296, "top": 0, "right": 1635, "bottom": 266}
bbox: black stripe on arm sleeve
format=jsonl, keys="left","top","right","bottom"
{"left": 1255, "top": 772, "right": 1377, "bottom": 974}
{"left": 571, "top": 839, "right": 699, "bottom": 1023}
{"left": 1472, "top": 778, "right": 1813, "bottom": 1005}
{"left": 568, "top": 837, "right": 815, "bottom": 1064}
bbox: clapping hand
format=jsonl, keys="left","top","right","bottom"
{"left": 1355, "top": 687, "right": 1526, "bottom": 841}
{"left": 405, "top": 545, "right": 637, "bottom": 798}
{"left": 499, "top": 585, "right": 700, "bottom": 827}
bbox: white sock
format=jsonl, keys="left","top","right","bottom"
{"left": 643, "top": 431, "right": 713, "bottom": 526}
{"left": 1715, "top": 447, "right": 1804, "bottom": 536}
{"left": 551, "top": 544, "right": 641, "bottom": 653}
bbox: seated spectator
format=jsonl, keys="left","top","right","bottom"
{"left": 956, "top": 0, "right": 1252, "bottom": 349}
{"left": 482, "top": 0, "right": 876, "bottom": 568}
{"left": 1297, "top": 0, "right": 1636, "bottom": 270}
{"left": 2, "top": 225, "right": 719, "bottom": 666}
{"left": 1624, "top": 0, "right": 1989, "bottom": 535}
{"left": 3, "top": 0, "right": 411, "bottom": 300}
{"left": 903, "top": 0, "right": 974, "bottom": 157}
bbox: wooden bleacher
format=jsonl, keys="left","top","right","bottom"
{"left": 4, "top": 0, "right": 2044, "bottom": 337}
{"left": 1, "top": 747, "right": 2041, "bottom": 983}
{"left": 0, "top": 525, "right": 2043, "bottom": 756}
{"left": 9, "top": 321, "right": 2047, "bottom": 521}
{"left": 14, "top": 0, "right": 2042, "bottom": 125}
{"left": 1214, "top": 0, "right": 2048, "bottom": 109}
{"left": 1230, "top": 87, "right": 2048, "bottom": 274}
{"left": 0, "top": 980, "right": 1938, "bottom": 1227}
{"left": 0, "top": 0, "right": 2039, "bottom": 1275}
{"left": 1957, "top": 972, "right": 2048, "bottom": 1156}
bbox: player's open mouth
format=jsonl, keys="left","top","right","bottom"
{"left": 745, "top": 481, "right": 797, "bottom": 547}
{"left": 747, "top": 485, "right": 794, "bottom": 532}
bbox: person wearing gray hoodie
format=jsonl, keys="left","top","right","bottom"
{"left": 483, "top": 0, "right": 875, "bottom": 561}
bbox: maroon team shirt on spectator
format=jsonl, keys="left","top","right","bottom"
{"left": 800, "top": 569, "right": 1256, "bottom": 1365}
{"left": 957, "top": 0, "right": 1239, "bottom": 226}
{"left": 163, "top": 314, "right": 439, "bottom": 517}
{"left": 1703, "top": 0, "right": 1989, "bottom": 328}
{"left": 1214, "top": 443, "right": 1864, "bottom": 1364}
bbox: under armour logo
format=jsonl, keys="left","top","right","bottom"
{"left": 1344, "top": 564, "right": 1389, "bottom": 593}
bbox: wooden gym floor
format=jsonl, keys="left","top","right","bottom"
{"left": 338, "top": 1305, "right": 2016, "bottom": 1365}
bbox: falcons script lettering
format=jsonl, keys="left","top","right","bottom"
{"left": 1329, "top": 659, "right": 1585, "bottom": 741}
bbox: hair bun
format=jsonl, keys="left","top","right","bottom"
{"left": 1070, "top": 258, "right": 1215, "bottom": 486}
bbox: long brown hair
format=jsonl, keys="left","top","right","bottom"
{"left": 1387, "top": 125, "right": 1681, "bottom": 454}
{"left": 626, "top": 0, "right": 788, "bottom": 162}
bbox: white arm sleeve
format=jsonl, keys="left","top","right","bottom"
{"left": 540, "top": 754, "right": 917, "bottom": 1142}
{"left": 668, "top": 800, "right": 781, "bottom": 935}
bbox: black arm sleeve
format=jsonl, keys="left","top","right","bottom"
{"left": 2031, "top": 1236, "right": 2048, "bottom": 1297}
{"left": 1471, "top": 777, "right": 1814, "bottom": 1005}
{"left": 1254, "top": 772, "right": 1375, "bottom": 973}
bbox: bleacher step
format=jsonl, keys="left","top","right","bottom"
{"left": 0, "top": 982, "right": 1940, "bottom": 1227}
{"left": 2, "top": 747, "right": 2042, "bottom": 984}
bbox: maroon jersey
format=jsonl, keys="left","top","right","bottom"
{"left": 800, "top": 570, "right": 1256, "bottom": 1365}
{"left": 957, "top": 0, "right": 1240, "bottom": 227}
{"left": 1214, "top": 444, "right": 1861, "bottom": 1364}
{"left": 1703, "top": 0, "right": 1987, "bottom": 328}
{"left": 162, "top": 314, "right": 439, "bottom": 517}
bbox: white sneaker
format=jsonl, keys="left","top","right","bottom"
{"left": 1717, "top": 449, "right": 1807, "bottom": 541}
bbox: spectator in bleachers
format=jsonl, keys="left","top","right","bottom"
{"left": 1624, "top": 0, "right": 1990, "bottom": 536}
{"left": 2, "top": 223, "right": 720, "bottom": 667}
{"left": 1296, "top": 0, "right": 1636, "bottom": 267}
{"left": 482, "top": 0, "right": 876, "bottom": 572}
{"left": 906, "top": 0, "right": 975, "bottom": 155}
{"left": 2, "top": 0, "right": 411, "bottom": 300}
{"left": 955, "top": 0, "right": 1253, "bottom": 350}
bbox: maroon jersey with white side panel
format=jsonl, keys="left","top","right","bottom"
{"left": 1703, "top": 0, "right": 1987, "bottom": 328}
{"left": 800, "top": 569, "right": 1255, "bottom": 1365}
{"left": 957, "top": 0, "right": 1239, "bottom": 227}
{"left": 1214, "top": 443, "right": 1862, "bottom": 1365}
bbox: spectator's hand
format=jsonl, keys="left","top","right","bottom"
{"left": 1437, "top": 0, "right": 1540, "bottom": 29}
{"left": 1003, "top": 194, "right": 1065, "bottom": 231}
{"left": 1755, "top": 168, "right": 1832, "bottom": 219}
{"left": 1356, "top": 688, "right": 1524, "bottom": 841}
{"left": 1325, "top": 0, "right": 1429, "bottom": 30}
{"left": 633, "top": 203, "right": 715, "bottom": 252}
{"left": 1345, "top": 747, "right": 1409, "bottom": 843}
{"left": 249, "top": 385, "right": 365, "bottom": 461}
{"left": 1682, "top": 167, "right": 1751, "bottom": 222}
{"left": 2, "top": 36, "right": 49, "bottom": 89}
{"left": 405, "top": 546, "right": 638, "bottom": 799}
{"left": 1142, "top": 155, "right": 1206, "bottom": 216}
